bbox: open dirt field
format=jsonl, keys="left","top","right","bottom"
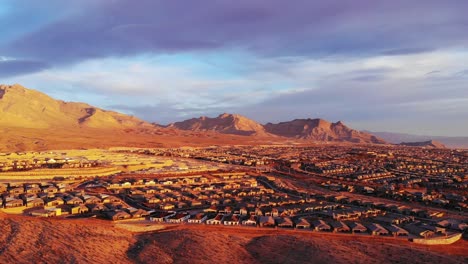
{"left": 0, "top": 212, "right": 466, "bottom": 264}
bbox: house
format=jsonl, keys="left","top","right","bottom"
{"left": 26, "top": 197, "right": 45, "bottom": 208}
{"left": 223, "top": 214, "right": 241, "bottom": 225}
{"left": 149, "top": 212, "right": 176, "bottom": 222}
{"left": 160, "top": 203, "right": 175, "bottom": 210}
{"left": 375, "top": 214, "right": 414, "bottom": 225}
{"left": 30, "top": 208, "right": 56, "bottom": 217}
{"left": 330, "top": 221, "right": 351, "bottom": 232}
{"left": 45, "top": 197, "right": 64, "bottom": 207}
{"left": 276, "top": 217, "right": 294, "bottom": 228}
{"left": 312, "top": 220, "right": 331, "bottom": 231}
{"left": 366, "top": 223, "right": 389, "bottom": 236}
{"left": 239, "top": 207, "right": 249, "bottom": 216}
{"left": 254, "top": 207, "right": 264, "bottom": 216}
{"left": 98, "top": 194, "right": 112, "bottom": 203}
{"left": 86, "top": 203, "right": 106, "bottom": 212}
{"left": 130, "top": 209, "right": 150, "bottom": 219}
{"left": 206, "top": 213, "right": 224, "bottom": 225}
{"left": 107, "top": 196, "right": 122, "bottom": 203}
{"left": 190, "top": 200, "right": 203, "bottom": 207}
{"left": 203, "top": 205, "right": 218, "bottom": 213}
{"left": 437, "top": 219, "right": 468, "bottom": 231}
{"left": 295, "top": 218, "right": 311, "bottom": 229}
{"left": 4, "top": 198, "right": 24, "bottom": 208}
{"left": 25, "top": 186, "right": 42, "bottom": 194}
{"left": 272, "top": 207, "right": 284, "bottom": 217}
{"left": 242, "top": 215, "right": 258, "bottom": 226}
{"left": 106, "top": 210, "right": 132, "bottom": 221}
{"left": 420, "top": 224, "right": 446, "bottom": 235}
{"left": 83, "top": 195, "right": 101, "bottom": 204}
{"left": 9, "top": 187, "right": 24, "bottom": 195}
{"left": 385, "top": 224, "right": 409, "bottom": 236}
{"left": 404, "top": 224, "right": 434, "bottom": 238}
{"left": 70, "top": 204, "right": 89, "bottom": 214}
{"left": 259, "top": 216, "right": 275, "bottom": 228}
{"left": 188, "top": 213, "right": 208, "bottom": 224}
{"left": 145, "top": 196, "right": 161, "bottom": 204}
{"left": 347, "top": 222, "right": 367, "bottom": 233}
{"left": 65, "top": 196, "right": 83, "bottom": 205}
{"left": 43, "top": 185, "right": 58, "bottom": 194}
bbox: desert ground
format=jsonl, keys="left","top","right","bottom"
{"left": 0, "top": 212, "right": 466, "bottom": 264}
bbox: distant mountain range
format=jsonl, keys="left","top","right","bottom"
{"left": 399, "top": 140, "right": 446, "bottom": 149}
{"left": 164, "top": 114, "right": 386, "bottom": 144}
{"left": 367, "top": 131, "right": 468, "bottom": 149}
{"left": 4, "top": 83, "right": 465, "bottom": 151}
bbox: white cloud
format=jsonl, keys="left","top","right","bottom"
{"left": 5, "top": 49, "right": 468, "bottom": 135}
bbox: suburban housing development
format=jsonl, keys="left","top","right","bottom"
{"left": 1, "top": 146, "right": 465, "bottom": 245}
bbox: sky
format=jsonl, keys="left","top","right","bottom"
{"left": 1, "top": 0, "right": 467, "bottom": 136}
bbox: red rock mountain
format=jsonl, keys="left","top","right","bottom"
{"left": 264, "top": 118, "right": 386, "bottom": 144}
{"left": 166, "top": 113, "right": 271, "bottom": 136}
{"left": 400, "top": 140, "right": 446, "bottom": 148}
{"left": 0, "top": 84, "right": 386, "bottom": 151}
{"left": 0, "top": 84, "right": 263, "bottom": 151}
{"left": 169, "top": 114, "right": 386, "bottom": 144}
{"left": 0, "top": 84, "right": 151, "bottom": 129}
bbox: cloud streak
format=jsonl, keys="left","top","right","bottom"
{"left": 1, "top": 1, "right": 468, "bottom": 69}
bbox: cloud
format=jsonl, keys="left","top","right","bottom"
{"left": 1, "top": 1, "right": 467, "bottom": 136}
{"left": 0, "top": 59, "right": 49, "bottom": 78}
{"left": 1, "top": 0, "right": 468, "bottom": 76}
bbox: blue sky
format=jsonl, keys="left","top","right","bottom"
{"left": 1, "top": 0, "right": 467, "bottom": 136}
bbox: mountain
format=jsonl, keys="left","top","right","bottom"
{"left": 0, "top": 84, "right": 150, "bottom": 129}
{"left": 0, "top": 84, "right": 386, "bottom": 151}
{"left": 368, "top": 131, "right": 468, "bottom": 149}
{"left": 168, "top": 114, "right": 386, "bottom": 144}
{"left": 0, "top": 84, "right": 263, "bottom": 151}
{"left": 166, "top": 113, "right": 271, "bottom": 136}
{"left": 400, "top": 140, "right": 447, "bottom": 148}
{"left": 264, "top": 118, "right": 386, "bottom": 144}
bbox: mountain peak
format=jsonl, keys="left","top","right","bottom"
{"left": 168, "top": 113, "right": 268, "bottom": 136}
{"left": 264, "top": 118, "right": 386, "bottom": 144}
{"left": 334, "top": 120, "right": 345, "bottom": 126}
{"left": 218, "top": 113, "right": 233, "bottom": 118}
{"left": 0, "top": 84, "right": 150, "bottom": 129}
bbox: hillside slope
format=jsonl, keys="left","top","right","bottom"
{"left": 0, "top": 85, "right": 268, "bottom": 151}
{"left": 0, "top": 84, "right": 149, "bottom": 129}
{"left": 0, "top": 215, "right": 465, "bottom": 264}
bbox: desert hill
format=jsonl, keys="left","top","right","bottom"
{"left": 400, "top": 140, "right": 447, "bottom": 148}
{"left": 0, "top": 84, "right": 269, "bottom": 151}
{"left": 166, "top": 113, "right": 271, "bottom": 136}
{"left": 0, "top": 215, "right": 466, "bottom": 264}
{"left": 0, "top": 84, "right": 386, "bottom": 151}
{"left": 0, "top": 84, "right": 150, "bottom": 129}
{"left": 168, "top": 115, "right": 386, "bottom": 144}
{"left": 264, "top": 118, "right": 385, "bottom": 144}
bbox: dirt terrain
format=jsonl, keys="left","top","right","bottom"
{"left": 0, "top": 213, "right": 466, "bottom": 264}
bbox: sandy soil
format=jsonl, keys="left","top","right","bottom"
{"left": 0, "top": 213, "right": 465, "bottom": 264}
